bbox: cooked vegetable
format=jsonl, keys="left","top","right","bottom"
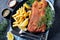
{"left": 7, "top": 32, "right": 14, "bottom": 40}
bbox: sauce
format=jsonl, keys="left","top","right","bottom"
{"left": 8, "top": 0, "right": 16, "bottom": 8}
{"left": 2, "top": 9, "right": 10, "bottom": 17}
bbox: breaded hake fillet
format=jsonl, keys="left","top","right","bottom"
{"left": 28, "top": 1, "right": 47, "bottom": 33}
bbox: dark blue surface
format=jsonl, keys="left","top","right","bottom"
{"left": 48, "top": 0, "right": 60, "bottom": 40}
{"left": 0, "top": 0, "right": 60, "bottom": 40}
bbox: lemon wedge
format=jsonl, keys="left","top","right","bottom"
{"left": 18, "top": 18, "right": 28, "bottom": 31}
{"left": 7, "top": 32, "right": 14, "bottom": 40}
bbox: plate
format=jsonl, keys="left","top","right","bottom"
{"left": 11, "top": 0, "right": 55, "bottom": 40}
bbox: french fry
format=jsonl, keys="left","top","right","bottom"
{"left": 13, "top": 24, "right": 18, "bottom": 27}
{"left": 23, "top": 3, "right": 31, "bottom": 9}
{"left": 20, "top": 18, "right": 28, "bottom": 27}
{"left": 24, "top": 13, "right": 29, "bottom": 18}
{"left": 27, "top": 10, "right": 32, "bottom": 18}
{"left": 13, "top": 22, "right": 18, "bottom": 24}
{"left": 12, "top": 3, "right": 29, "bottom": 31}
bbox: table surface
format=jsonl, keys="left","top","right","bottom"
{"left": 0, "top": 0, "right": 60, "bottom": 40}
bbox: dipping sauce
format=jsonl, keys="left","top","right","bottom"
{"left": 2, "top": 9, "right": 10, "bottom": 17}
{"left": 8, "top": 0, "right": 16, "bottom": 8}
{"left": 2, "top": 9, "right": 11, "bottom": 18}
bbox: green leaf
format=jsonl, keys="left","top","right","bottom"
{"left": 45, "top": 6, "right": 55, "bottom": 29}
{"left": 26, "top": 0, "right": 35, "bottom": 6}
{"left": 0, "top": 18, "right": 8, "bottom": 32}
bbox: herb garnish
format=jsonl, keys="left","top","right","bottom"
{"left": 45, "top": 6, "right": 55, "bottom": 29}
{"left": 26, "top": 0, "right": 35, "bottom": 7}
{"left": 37, "top": 16, "right": 46, "bottom": 27}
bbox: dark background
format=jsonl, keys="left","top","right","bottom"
{"left": 0, "top": 0, "right": 60, "bottom": 40}
{"left": 48, "top": 0, "right": 60, "bottom": 40}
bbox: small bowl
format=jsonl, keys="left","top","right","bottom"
{"left": 8, "top": 0, "right": 17, "bottom": 8}
{"left": 2, "top": 8, "right": 11, "bottom": 19}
